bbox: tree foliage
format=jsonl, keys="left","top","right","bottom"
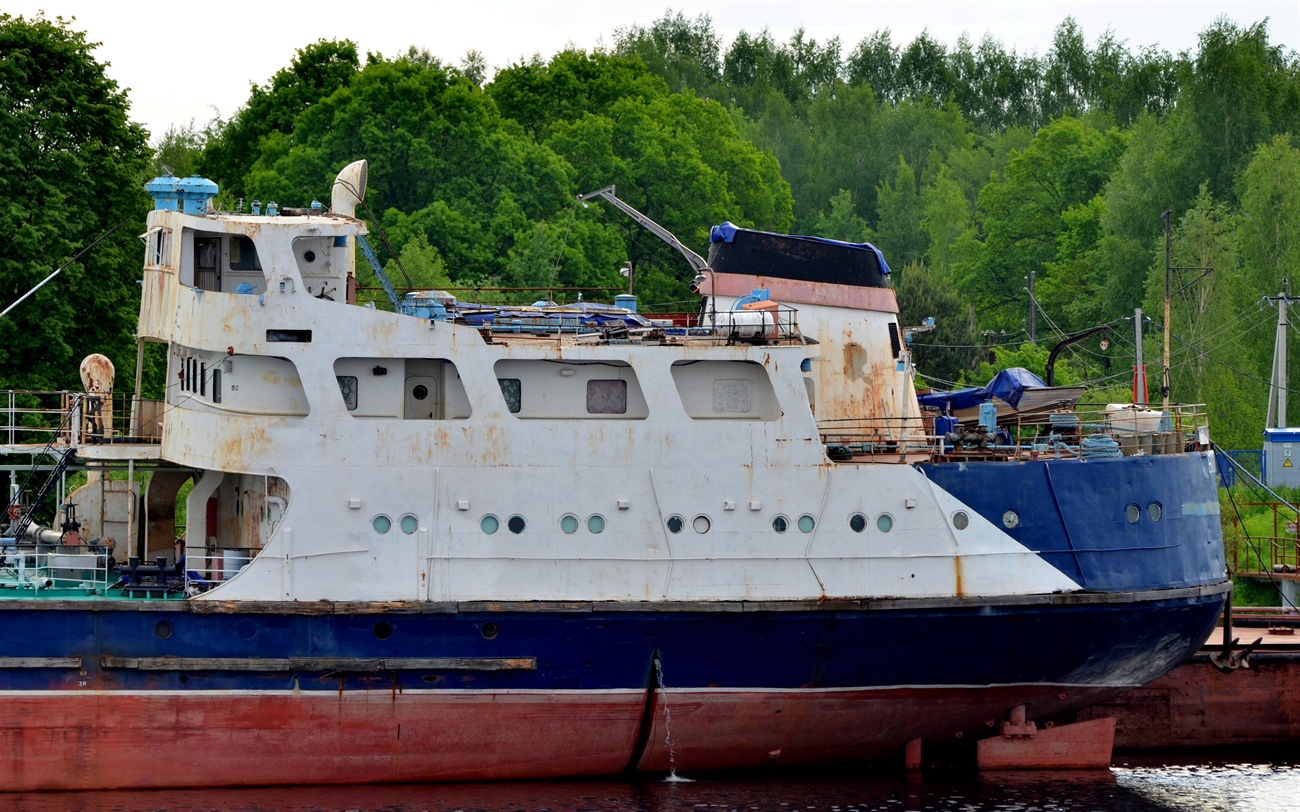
{"left": 19, "top": 10, "right": 1300, "bottom": 450}
{"left": 0, "top": 13, "right": 150, "bottom": 390}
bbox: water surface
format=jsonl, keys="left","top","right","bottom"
{"left": 3, "top": 758, "right": 1298, "bottom": 812}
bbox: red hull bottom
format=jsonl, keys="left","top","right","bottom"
{"left": 0, "top": 686, "right": 1124, "bottom": 791}
{"left": 1077, "top": 657, "right": 1300, "bottom": 749}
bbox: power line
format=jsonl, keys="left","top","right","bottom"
{"left": 1171, "top": 331, "right": 1300, "bottom": 396}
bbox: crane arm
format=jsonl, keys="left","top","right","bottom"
{"left": 577, "top": 186, "right": 709, "bottom": 274}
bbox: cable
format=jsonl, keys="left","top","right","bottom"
{"left": 1215, "top": 444, "right": 1298, "bottom": 611}
{"left": 547, "top": 199, "right": 581, "bottom": 302}
{"left": 1, "top": 217, "right": 134, "bottom": 319}
{"left": 1172, "top": 331, "right": 1300, "bottom": 396}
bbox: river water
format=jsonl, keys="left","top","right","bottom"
{"left": 2, "top": 757, "right": 1298, "bottom": 812}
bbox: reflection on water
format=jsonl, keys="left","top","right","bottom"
{"left": 2, "top": 758, "right": 1298, "bottom": 812}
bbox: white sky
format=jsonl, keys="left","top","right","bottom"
{"left": 8, "top": 0, "right": 1300, "bottom": 142}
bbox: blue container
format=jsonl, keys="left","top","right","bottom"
{"left": 176, "top": 176, "right": 219, "bottom": 215}
{"left": 978, "top": 401, "right": 998, "bottom": 433}
{"left": 144, "top": 175, "right": 180, "bottom": 211}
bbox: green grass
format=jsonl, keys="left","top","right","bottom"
{"left": 1220, "top": 485, "right": 1300, "bottom": 606}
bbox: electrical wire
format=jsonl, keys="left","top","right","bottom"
{"left": 1215, "top": 445, "right": 1299, "bottom": 612}
{"left": 1171, "top": 331, "right": 1300, "bottom": 396}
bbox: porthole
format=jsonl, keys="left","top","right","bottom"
{"left": 373, "top": 621, "right": 393, "bottom": 640}
{"left": 480, "top": 621, "right": 499, "bottom": 640}
{"left": 412, "top": 384, "right": 429, "bottom": 400}
{"left": 849, "top": 513, "right": 867, "bottom": 533}
{"left": 154, "top": 620, "right": 174, "bottom": 640}
{"left": 877, "top": 514, "right": 894, "bottom": 533}
{"left": 772, "top": 515, "right": 789, "bottom": 534}
{"left": 1126, "top": 504, "right": 1141, "bottom": 524}
{"left": 1148, "top": 502, "right": 1163, "bottom": 521}
{"left": 372, "top": 514, "right": 392, "bottom": 534}
{"left": 507, "top": 515, "right": 526, "bottom": 534}
{"left": 587, "top": 514, "right": 605, "bottom": 534}
{"left": 693, "top": 515, "right": 711, "bottom": 534}
{"left": 481, "top": 514, "right": 500, "bottom": 534}
{"left": 952, "top": 511, "right": 970, "bottom": 530}
{"left": 1002, "top": 509, "right": 1020, "bottom": 529}
{"left": 666, "top": 515, "right": 684, "bottom": 534}
{"left": 399, "top": 514, "right": 419, "bottom": 534}
{"left": 797, "top": 514, "right": 815, "bottom": 533}
{"left": 303, "top": 250, "right": 316, "bottom": 263}
{"left": 560, "top": 514, "right": 579, "bottom": 534}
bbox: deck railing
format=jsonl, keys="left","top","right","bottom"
{"left": 818, "top": 403, "right": 1211, "bottom": 463}
{"left": 1226, "top": 501, "right": 1300, "bottom": 578}
{"left": 184, "top": 548, "right": 258, "bottom": 593}
{"left": 0, "top": 545, "right": 113, "bottom": 593}
{"left": 0, "top": 391, "right": 164, "bottom": 449}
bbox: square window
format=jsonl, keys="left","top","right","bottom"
{"left": 713, "top": 379, "right": 752, "bottom": 413}
{"left": 587, "top": 379, "right": 627, "bottom": 414}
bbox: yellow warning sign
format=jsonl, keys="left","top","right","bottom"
{"left": 1286, "top": 458, "right": 1293, "bottom": 468}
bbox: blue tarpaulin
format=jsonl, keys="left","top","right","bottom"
{"left": 918, "top": 367, "right": 1050, "bottom": 412}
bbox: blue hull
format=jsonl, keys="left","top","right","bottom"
{"left": 920, "top": 451, "right": 1224, "bottom": 591}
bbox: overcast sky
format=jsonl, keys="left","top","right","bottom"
{"left": 8, "top": 0, "right": 1300, "bottom": 142}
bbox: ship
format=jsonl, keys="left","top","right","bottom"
{"left": 0, "top": 161, "right": 1228, "bottom": 790}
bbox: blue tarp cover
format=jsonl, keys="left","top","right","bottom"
{"left": 709, "top": 221, "right": 892, "bottom": 275}
{"left": 917, "top": 367, "right": 1050, "bottom": 412}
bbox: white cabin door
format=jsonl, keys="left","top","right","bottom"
{"left": 404, "top": 376, "right": 439, "bottom": 419}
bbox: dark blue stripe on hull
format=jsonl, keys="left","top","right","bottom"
{"left": 920, "top": 452, "right": 1225, "bottom": 591}
{"left": 0, "top": 591, "right": 1225, "bottom": 697}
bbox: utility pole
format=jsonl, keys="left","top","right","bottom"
{"left": 1028, "top": 271, "right": 1037, "bottom": 343}
{"left": 1266, "top": 279, "right": 1294, "bottom": 429}
{"left": 1162, "top": 211, "right": 1172, "bottom": 412}
{"left": 1134, "top": 307, "right": 1146, "bottom": 404}
{"left": 1161, "top": 210, "right": 1213, "bottom": 413}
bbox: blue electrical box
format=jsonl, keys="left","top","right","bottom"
{"left": 1263, "top": 427, "right": 1300, "bottom": 487}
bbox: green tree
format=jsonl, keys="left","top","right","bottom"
{"left": 845, "top": 29, "right": 900, "bottom": 102}
{"left": 895, "top": 262, "right": 980, "bottom": 384}
{"left": 200, "top": 39, "right": 360, "bottom": 197}
{"left": 895, "top": 30, "right": 952, "bottom": 106}
{"left": 612, "top": 10, "right": 722, "bottom": 96}
{"left": 385, "top": 231, "right": 453, "bottom": 291}
{"left": 148, "top": 119, "right": 211, "bottom": 180}
{"left": 0, "top": 13, "right": 151, "bottom": 391}
{"left": 1142, "top": 188, "right": 1263, "bottom": 447}
{"left": 489, "top": 50, "right": 667, "bottom": 139}
{"left": 873, "top": 156, "right": 925, "bottom": 267}
{"left": 920, "top": 163, "right": 970, "bottom": 268}
{"left": 812, "top": 190, "right": 871, "bottom": 243}
{"left": 233, "top": 52, "right": 574, "bottom": 281}
{"left": 956, "top": 117, "right": 1124, "bottom": 326}
{"left": 1177, "top": 18, "right": 1300, "bottom": 202}
{"left": 545, "top": 91, "right": 793, "bottom": 299}
{"left": 1091, "top": 114, "right": 1188, "bottom": 320}
{"left": 1236, "top": 136, "right": 1300, "bottom": 427}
